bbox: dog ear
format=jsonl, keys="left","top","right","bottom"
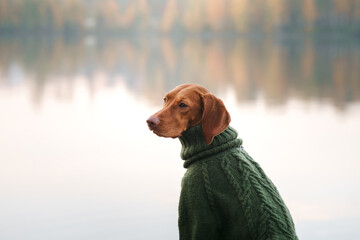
{"left": 201, "top": 93, "right": 231, "bottom": 145}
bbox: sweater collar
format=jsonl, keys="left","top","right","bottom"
{"left": 179, "top": 124, "right": 242, "bottom": 168}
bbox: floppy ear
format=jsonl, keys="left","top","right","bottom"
{"left": 201, "top": 93, "right": 231, "bottom": 145}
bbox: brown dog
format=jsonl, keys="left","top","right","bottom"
{"left": 147, "top": 84, "right": 298, "bottom": 240}
{"left": 146, "top": 84, "right": 230, "bottom": 144}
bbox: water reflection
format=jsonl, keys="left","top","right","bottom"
{"left": 1, "top": 36, "right": 359, "bottom": 110}
{"left": 1, "top": 36, "right": 360, "bottom": 240}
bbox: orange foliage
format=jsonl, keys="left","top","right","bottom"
{"left": 162, "top": 0, "right": 178, "bottom": 32}
{"left": 206, "top": 0, "right": 226, "bottom": 31}
{"left": 302, "top": 0, "right": 317, "bottom": 32}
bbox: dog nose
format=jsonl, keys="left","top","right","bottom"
{"left": 147, "top": 116, "right": 160, "bottom": 130}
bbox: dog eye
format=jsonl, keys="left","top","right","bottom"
{"left": 163, "top": 98, "right": 167, "bottom": 103}
{"left": 179, "top": 102, "right": 188, "bottom": 108}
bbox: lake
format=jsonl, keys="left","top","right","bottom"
{"left": 1, "top": 35, "right": 360, "bottom": 239}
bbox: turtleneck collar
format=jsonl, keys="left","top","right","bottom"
{"left": 179, "top": 124, "right": 242, "bottom": 168}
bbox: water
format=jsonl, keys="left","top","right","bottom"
{"left": 1, "top": 36, "right": 360, "bottom": 239}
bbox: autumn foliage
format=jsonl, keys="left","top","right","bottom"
{"left": 0, "top": 0, "right": 359, "bottom": 34}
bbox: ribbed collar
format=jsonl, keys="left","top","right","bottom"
{"left": 179, "top": 124, "right": 242, "bottom": 168}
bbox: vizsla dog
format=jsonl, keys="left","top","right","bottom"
{"left": 147, "top": 84, "right": 298, "bottom": 240}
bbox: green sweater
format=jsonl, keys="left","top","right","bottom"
{"left": 178, "top": 125, "right": 298, "bottom": 240}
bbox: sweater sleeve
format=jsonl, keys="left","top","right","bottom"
{"left": 178, "top": 163, "right": 220, "bottom": 240}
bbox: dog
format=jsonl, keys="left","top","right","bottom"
{"left": 147, "top": 84, "right": 298, "bottom": 240}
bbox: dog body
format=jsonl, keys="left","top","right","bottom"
{"left": 147, "top": 84, "right": 298, "bottom": 240}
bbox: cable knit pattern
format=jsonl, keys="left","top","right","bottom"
{"left": 178, "top": 124, "right": 298, "bottom": 240}
{"left": 202, "top": 161, "right": 222, "bottom": 227}
{"left": 221, "top": 156, "right": 258, "bottom": 239}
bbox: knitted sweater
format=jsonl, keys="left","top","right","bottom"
{"left": 178, "top": 124, "right": 298, "bottom": 240}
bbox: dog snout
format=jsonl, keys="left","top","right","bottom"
{"left": 147, "top": 116, "right": 160, "bottom": 130}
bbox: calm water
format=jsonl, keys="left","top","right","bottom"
{"left": 1, "top": 36, "right": 360, "bottom": 240}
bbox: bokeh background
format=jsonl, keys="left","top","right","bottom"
{"left": 1, "top": 0, "right": 360, "bottom": 239}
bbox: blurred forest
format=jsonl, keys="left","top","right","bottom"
{"left": 0, "top": 0, "right": 359, "bottom": 110}
{"left": 0, "top": 0, "right": 360, "bottom": 35}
